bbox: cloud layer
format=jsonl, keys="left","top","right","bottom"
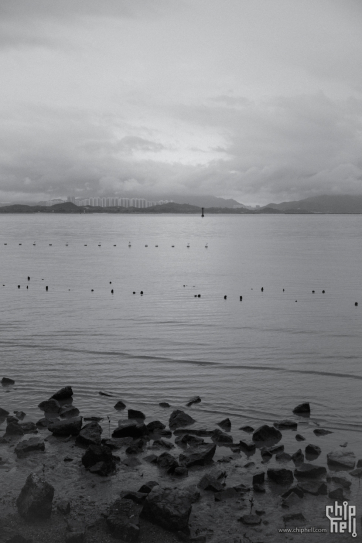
{"left": 0, "top": 0, "right": 362, "bottom": 204}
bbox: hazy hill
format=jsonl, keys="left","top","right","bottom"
{"left": 170, "top": 195, "right": 247, "bottom": 208}
{"left": 265, "top": 194, "right": 362, "bottom": 213}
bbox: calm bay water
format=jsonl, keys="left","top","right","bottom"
{"left": 0, "top": 213, "right": 362, "bottom": 456}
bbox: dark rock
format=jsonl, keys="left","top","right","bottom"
{"left": 64, "top": 457, "right": 73, "bottom": 462}
{"left": 329, "top": 487, "right": 345, "bottom": 500}
{"left": 99, "top": 391, "right": 112, "bottom": 397}
{"left": 212, "top": 429, "right": 233, "bottom": 444}
{"left": 51, "top": 386, "right": 73, "bottom": 400}
{"left": 187, "top": 396, "right": 201, "bottom": 407}
{"left": 281, "top": 492, "right": 303, "bottom": 508}
{"left": 327, "top": 450, "right": 356, "bottom": 469}
{"left": 15, "top": 437, "right": 45, "bottom": 457}
{"left": 107, "top": 498, "right": 140, "bottom": 541}
{"left": 169, "top": 410, "right": 195, "bottom": 431}
{"left": 60, "top": 406, "right": 80, "bottom": 419}
{"left": 214, "top": 488, "right": 238, "bottom": 501}
{"left": 294, "top": 463, "right": 327, "bottom": 479}
{"left": 253, "top": 483, "right": 265, "bottom": 493}
{"left": 5, "top": 422, "right": 24, "bottom": 436}
{"left": 217, "top": 418, "right": 231, "bottom": 431}
{"left": 101, "top": 437, "right": 133, "bottom": 449}
{"left": 244, "top": 461, "right": 255, "bottom": 467}
{"left": 112, "top": 419, "right": 147, "bottom": 439}
{"left": 179, "top": 444, "right": 216, "bottom": 468}
{"left": 144, "top": 454, "right": 158, "bottom": 464}
{"left": 267, "top": 468, "right": 294, "bottom": 485}
{"left": 313, "top": 428, "right": 333, "bottom": 436}
{"left": 276, "top": 452, "right": 292, "bottom": 462}
{"left": 330, "top": 475, "right": 351, "bottom": 489}
{"left": 152, "top": 438, "right": 174, "bottom": 450}
{"left": 19, "top": 422, "right": 38, "bottom": 434}
{"left": 174, "top": 467, "right": 188, "bottom": 477}
{"left": 357, "top": 459, "right": 362, "bottom": 468}
{"left": 36, "top": 418, "right": 54, "bottom": 428}
{"left": 0, "top": 407, "right": 10, "bottom": 417}
{"left": 239, "top": 439, "right": 256, "bottom": 453}
{"left": 14, "top": 411, "right": 26, "bottom": 420}
{"left": 159, "top": 402, "right": 170, "bottom": 408}
{"left": 48, "top": 416, "right": 82, "bottom": 436}
{"left": 198, "top": 474, "right": 223, "bottom": 492}
{"left": 159, "top": 429, "right": 172, "bottom": 438}
{"left": 84, "top": 416, "right": 103, "bottom": 422}
{"left": 126, "top": 438, "right": 147, "bottom": 454}
{"left": 76, "top": 421, "right": 102, "bottom": 446}
{"left": 65, "top": 533, "right": 85, "bottom": 543}
{"left": 260, "top": 449, "right": 272, "bottom": 461}
{"left": 295, "top": 434, "right": 306, "bottom": 441}
{"left": 274, "top": 420, "right": 298, "bottom": 430}
{"left": 57, "top": 500, "right": 71, "bottom": 514}
{"left": 173, "top": 428, "right": 214, "bottom": 437}
{"left": 252, "top": 425, "right": 282, "bottom": 443}
{"left": 156, "top": 452, "right": 179, "bottom": 472}
{"left": 175, "top": 434, "right": 204, "bottom": 447}
{"left": 240, "top": 425, "right": 254, "bottom": 433}
{"left": 16, "top": 472, "right": 54, "bottom": 520}
{"left": 38, "top": 399, "right": 61, "bottom": 413}
{"left": 253, "top": 472, "right": 265, "bottom": 485}
{"left": 120, "top": 491, "right": 148, "bottom": 504}
{"left": 114, "top": 401, "right": 126, "bottom": 410}
{"left": 238, "top": 515, "right": 261, "bottom": 526}
{"left": 281, "top": 486, "right": 304, "bottom": 499}
{"left": 147, "top": 420, "right": 166, "bottom": 432}
{"left": 122, "top": 457, "right": 142, "bottom": 468}
{"left": 141, "top": 486, "right": 193, "bottom": 532}
{"left": 82, "top": 444, "right": 117, "bottom": 475}
{"left": 349, "top": 468, "right": 362, "bottom": 478}
{"left": 263, "top": 444, "right": 284, "bottom": 455}
{"left": 297, "top": 481, "right": 327, "bottom": 496}
{"left": 305, "top": 444, "right": 321, "bottom": 459}
{"left": 128, "top": 409, "right": 145, "bottom": 420}
{"left": 292, "top": 449, "right": 304, "bottom": 465}
{"left": 138, "top": 481, "right": 159, "bottom": 494}
{"left": 1, "top": 377, "right": 15, "bottom": 385}
{"left": 7, "top": 415, "right": 19, "bottom": 424}
{"left": 233, "top": 483, "right": 250, "bottom": 493}
{"left": 292, "top": 403, "right": 310, "bottom": 415}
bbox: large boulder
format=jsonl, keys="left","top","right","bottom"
{"left": 107, "top": 498, "right": 141, "bottom": 541}
{"left": 128, "top": 409, "right": 145, "bottom": 420}
{"left": 19, "top": 422, "right": 38, "bottom": 434}
{"left": 16, "top": 473, "right": 54, "bottom": 520}
{"left": 179, "top": 443, "right": 216, "bottom": 468}
{"left": 267, "top": 468, "right": 294, "bottom": 485}
{"left": 297, "top": 481, "right": 327, "bottom": 495}
{"left": 5, "top": 421, "right": 24, "bottom": 436}
{"left": 112, "top": 420, "right": 147, "bottom": 439}
{"left": 294, "top": 463, "right": 327, "bottom": 479}
{"left": 0, "top": 407, "right": 10, "bottom": 417}
{"left": 217, "top": 418, "right": 231, "bottom": 431}
{"left": 327, "top": 450, "right": 356, "bottom": 470}
{"left": 293, "top": 403, "right": 310, "bottom": 415}
{"left": 169, "top": 410, "right": 195, "bottom": 431}
{"left": 38, "top": 399, "right": 61, "bottom": 413}
{"left": 51, "top": 386, "right": 73, "bottom": 400}
{"left": 146, "top": 420, "right": 166, "bottom": 433}
{"left": 60, "top": 406, "right": 80, "bottom": 419}
{"left": 212, "top": 429, "right": 233, "bottom": 444}
{"left": 48, "top": 417, "right": 82, "bottom": 436}
{"left": 252, "top": 425, "right": 282, "bottom": 443}
{"left": 76, "top": 422, "right": 102, "bottom": 446}
{"left": 305, "top": 444, "right": 321, "bottom": 459}
{"left": 1, "top": 377, "right": 15, "bottom": 385}
{"left": 15, "top": 438, "right": 45, "bottom": 457}
{"left": 156, "top": 452, "right": 179, "bottom": 472}
{"left": 82, "top": 444, "right": 117, "bottom": 476}
{"left": 141, "top": 486, "right": 193, "bottom": 532}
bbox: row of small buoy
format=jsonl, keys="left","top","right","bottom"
{"left": 3, "top": 242, "right": 209, "bottom": 248}
{"left": 4, "top": 280, "right": 360, "bottom": 306}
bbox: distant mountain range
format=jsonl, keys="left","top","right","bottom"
{"left": 265, "top": 194, "right": 362, "bottom": 213}
{"left": 170, "top": 195, "right": 248, "bottom": 208}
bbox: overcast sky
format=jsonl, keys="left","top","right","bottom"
{"left": 1, "top": 0, "right": 362, "bottom": 204}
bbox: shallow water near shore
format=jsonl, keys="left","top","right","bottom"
{"left": 1, "top": 213, "right": 362, "bottom": 540}
{"left": 0, "top": 213, "right": 362, "bottom": 450}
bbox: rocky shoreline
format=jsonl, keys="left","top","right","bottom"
{"left": 0, "top": 380, "right": 361, "bottom": 543}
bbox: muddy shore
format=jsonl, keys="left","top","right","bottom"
{"left": 0, "top": 382, "right": 361, "bottom": 543}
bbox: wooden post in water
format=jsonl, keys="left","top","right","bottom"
{"left": 201, "top": 207, "right": 204, "bottom": 217}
